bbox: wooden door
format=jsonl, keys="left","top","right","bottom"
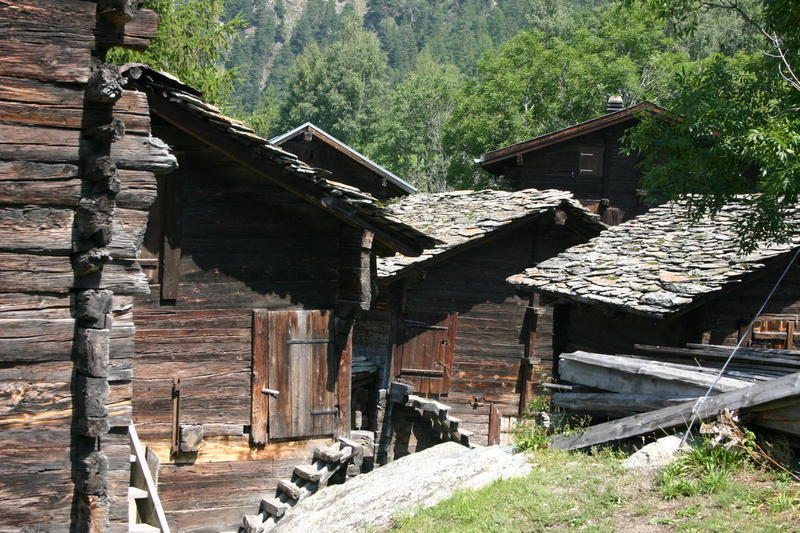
{"left": 391, "top": 313, "right": 458, "bottom": 395}
{"left": 251, "top": 310, "right": 337, "bottom": 444}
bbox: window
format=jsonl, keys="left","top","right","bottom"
{"left": 578, "top": 146, "right": 604, "bottom": 176}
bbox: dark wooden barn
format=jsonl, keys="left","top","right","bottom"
{"left": 508, "top": 200, "right": 800, "bottom": 366}
{"left": 352, "top": 189, "right": 604, "bottom": 451}
{"left": 118, "top": 65, "right": 434, "bottom": 531}
{"left": 270, "top": 122, "right": 417, "bottom": 201}
{"left": 0, "top": 1, "right": 170, "bottom": 531}
{"left": 479, "top": 98, "right": 665, "bottom": 225}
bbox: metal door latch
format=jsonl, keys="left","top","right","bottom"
{"left": 261, "top": 388, "right": 280, "bottom": 398}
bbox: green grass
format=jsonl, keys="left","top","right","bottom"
{"left": 390, "top": 447, "right": 800, "bottom": 533}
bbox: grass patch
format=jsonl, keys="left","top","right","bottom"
{"left": 391, "top": 444, "right": 800, "bottom": 532}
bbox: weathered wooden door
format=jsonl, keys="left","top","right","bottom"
{"left": 251, "top": 310, "right": 337, "bottom": 444}
{"left": 391, "top": 313, "right": 458, "bottom": 395}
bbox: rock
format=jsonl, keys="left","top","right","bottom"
{"left": 179, "top": 424, "right": 203, "bottom": 452}
{"left": 622, "top": 435, "right": 685, "bottom": 470}
{"left": 273, "top": 442, "right": 532, "bottom": 532}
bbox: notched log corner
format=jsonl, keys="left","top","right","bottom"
{"left": 98, "top": 0, "right": 141, "bottom": 26}
{"left": 75, "top": 289, "right": 114, "bottom": 328}
{"left": 84, "top": 118, "right": 126, "bottom": 144}
{"left": 86, "top": 62, "right": 125, "bottom": 104}
{"left": 76, "top": 197, "right": 114, "bottom": 245}
{"left": 74, "top": 451, "right": 109, "bottom": 495}
{"left": 72, "top": 248, "right": 111, "bottom": 277}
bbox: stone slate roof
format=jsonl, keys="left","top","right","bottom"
{"left": 120, "top": 64, "right": 436, "bottom": 256}
{"left": 508, "top": 200, "right": 800, "bottom": 317}
{"left": 377, "top": 189, "right": 604, "bottom": 280}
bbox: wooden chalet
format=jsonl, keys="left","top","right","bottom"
{"left": 353, "top": 189, "right": 605, "bottom": 451}
{"left": 0, "top": 1, "right": 169, "bottom": 531}
{"left": 508, "top": 200, "right": 800, "bottom": 364}
{"left": 114, "top": 65, "right": 435, "bottom": 531}
{"left": 270, "top": 122, "right": 417, "bottom": 201}
{"left": 478, "top": 98, "right": 665, "bottom": 225}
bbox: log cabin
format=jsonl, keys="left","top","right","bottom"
{"left": 478, "top": 98, "right": 666, "bottom": 225}
{"left": 352, "top": 189, "right": 604, "bottom": 453}
{"left": 0, "top": 1, "right": 170, "bottom": 531}
{"left": 508, "top": 200, "right": 800, "bottom": 370}
{"left": 270, "top": 122, "right": 417, "bottom": 201}
{"left": 116, "top": 65, "right": 436, "bottom": 532}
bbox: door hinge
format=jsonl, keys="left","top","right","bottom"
{"left": 287, "top": 339, "right": 330, "bottom": 345}
{"left": 310, "top": 408, "right": 338, "bottom": 416}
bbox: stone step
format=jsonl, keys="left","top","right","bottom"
{"left": 260, "top": 496, "right": 289, "bottom": 518}
{"left": 293, "top": 463, "right": 322, "bottom": 483}
{"left": 338, "top": 437, "right": 363, "bottom": 458}
{"left": 277, "top": 479, "right": 303, "bottom": 501}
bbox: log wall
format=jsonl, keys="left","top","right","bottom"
{"left": 0, "top": 1, "right": 164, "bottom": 530}
{"left": 357, "top": 218, "right": 589, "bottom": 449}
{"left": 278, "top": 136, "right": 408, "bottom": 201}
{"left": 130, "top": 118, "right": 360, "bottom": 531}
{"left": 504, "top": 121, "right": 648, "bottom": 223}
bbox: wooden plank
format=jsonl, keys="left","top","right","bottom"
{"left": 160, "top": 173, "right": 181, "bottom": 300}
{"left": 487, "top": 403, "right": 501, "bottom": 446}
{"left": 0, "top": 207, "right": 73, "bottom": 253}
{"left": 552, "top": 393, "right": 700, "bottom": 414}
{"left": 559, "top": 351, "right": 750, "bottom": 397}
{"left": 96, "top": 8, "right": 159, "bottom": 51}
{"left": 0, "top": 125, "right": 176, "bottom": 172}
{"left": 251, "top": 310, "right": 270, "bottom": 446}
{"left": 335, "top": 316, "right": 352, "bottom": 439}
{"left": 0, "top": 39, "right": 90, "bottom": 82}
{"left": 0, "top": 161, "right": 81, "bottom": 206}
{"left": 552, "top": 372, "right": 800, "bottom": 450}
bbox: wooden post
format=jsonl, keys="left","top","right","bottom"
{"left": 520, "top": 296, "right": 542, "bottom": 415}
{"left": 334, "top": 316, "right": 354, "bottom": 440}
{"left": 160, "top": 172, "right": 182, "bottom": 301}
{"left": 170, "top": 377, "right": 181, "bottom": 456}
{"left": 488, "top": 403, "right": 501, "bottom": 446}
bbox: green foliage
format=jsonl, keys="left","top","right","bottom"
{"left": 512, "top": 400, "right": 590, "bottom": 453}
{"left": 107, "top": 0, "right": 241, "bottom": 106}
{"left": 276, "top": 15, "right": 390, "bottom": 148}
{"left": 371, "top": 54, "right": 463, "bottom": 192}
{"left": 443, "top": 2, "right": 689, "bottom": 188}
{"left": 628, "top": 0, "right": 800, "bottom": 249}
{"left": 658, "top": 438, "right": 752, "bottom": 499}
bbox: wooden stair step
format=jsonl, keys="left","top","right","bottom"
{"left": 313, "top": 444, "right": 345, "bottom": 463}
{"left": 241, "top": 513, "right": 265, "bottom": 533}
{"left": 338, "top": 437, "right": 363, "bottom": 458}
{"left": 407, "top": 395, "right": 437, "bottom": 412}
{"left": 129, "top": 525, "right": 160, "bottom": 533}
{"left": 260, "top": 496, "right": 288, "bottom": 518}
{"left": 128, "top": 486, "right": 149, "bottom": 500}
{"left": 293, "top": 464, "right": 322, "bottom": 483}
{"left": 277, "top": 479, "right": 303, "bottom": 501}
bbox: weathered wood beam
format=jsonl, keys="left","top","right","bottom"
{"left": 551, "top": 372, "right": 800, "bottom": 450}
{"left": 96, "top": 8, "right": 158, "bottom": 51}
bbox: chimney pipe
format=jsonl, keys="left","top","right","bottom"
{"left": 606, "top": 95, "right": 624, "bottom": 113}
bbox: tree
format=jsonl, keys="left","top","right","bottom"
{"left": 276, "top": 15, "right": 390, "bottom": 148}
{"left": 627, "top": 0, "right": 800, "bottom": 249}
{"left": 107, "top": 0, "right": 241, "bottom": 106}
{"left": 443, "top": 2, "right": 687, "bottom": 188}
{"left": 372, "top": 53, "right": 463, "bottom": 192}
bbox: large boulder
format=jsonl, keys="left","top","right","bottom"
{"left": 274, "top": 442, "right": 532, "bottom": 532}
